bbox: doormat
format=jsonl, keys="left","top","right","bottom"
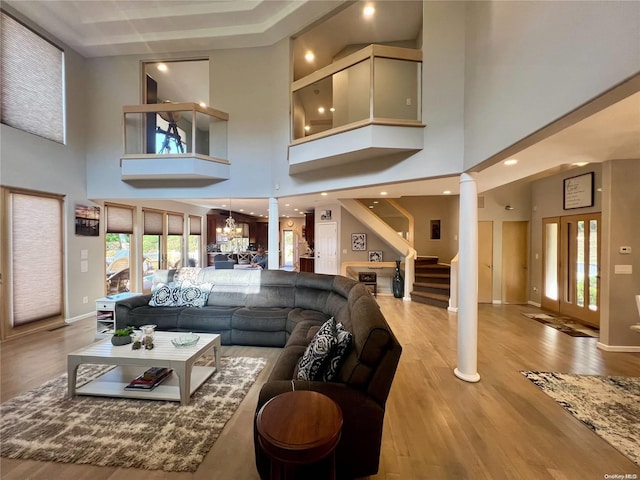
{"left": 521, "top": 312, "right": 599, "bottom": 338}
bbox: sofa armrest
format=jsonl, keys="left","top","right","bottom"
{"left": 114, "top": 294, "right": 152, "bottom": 329}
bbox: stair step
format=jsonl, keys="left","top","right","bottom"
{"left": 411, "top": 291, "right": 449, "bottom": 309}
{"left": 415, "top": 256, "right": 439, "bottom": 265}
{"left": 413, "top": 282, "right": 451, "bottom": 294}
{"left": 415, "top": 272, "right": 451, "bottom": 280}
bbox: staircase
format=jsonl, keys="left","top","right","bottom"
{"left": 410, "top": 257, "right": 451, "bottom": 308}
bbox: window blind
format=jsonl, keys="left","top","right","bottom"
{"left": 189, "top": 215, "right": 202, "bottom": 235}
{"left": 144, "top": 210, "right": 163, "bottom": 235}
{"left": 106, "top": 204, "right": 134, "bottom": 234}
{"left": 168, "top": 213, "right": 184, "bottom": 235}
{"left": 11, "top": 192, "right": 63, "bottom": 326}
{"left": 0, "top": 11, "right": 64, "bottom": 143}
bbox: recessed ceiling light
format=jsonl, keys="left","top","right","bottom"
{"left": 363, "top": 5, "right": 375, "bottom": 17}
{"left": 369, "top": 205, "right": 374, "bottom": 209}
{"left": 321, "top": 192, "right": 328, "bottom": 196}
{"left": 572, "top": 162, "right": 589, "bottom": 167}
{"left": 504, "top": 159, "right": 518, "bottom": 166}
{"left": 373, "top": 201, "right": 379, "bottom": 204}
{"left": 305, "top": 51, "right": 315, "bottom": 62}
{"left": 221, "top": 204, "right": 227, "bottom": 208}
{"left": 294, "top": 208, "right": 299, "bottom": 211}
{"left": 157, "top": 63, "right": 168, "bottom": 72}
{"left": 250, "top": 212, "right": 254, "bottom": 215}
{"left": 330, "top": 107, "right": 335, "bottom": 112}
{"left": 318, "top": 107, "right": 325, "bottom": 114}
{"left": 380, "top": 191, "right": 388, "bottom": 196}
{"left": 443, "top": 190, "right": 451, "bottom": 195}
{"left": 285, "top": 203, "right": 290, "bottom": 207}
{"left": 304, "top": 125, "right": 310, "bottom": 131}
{"left": 239, "top": 209, "right": 244, "bottom": 212}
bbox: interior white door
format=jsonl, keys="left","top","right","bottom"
{"left": 315, "top": 222, "right": 338, "bottom": 274}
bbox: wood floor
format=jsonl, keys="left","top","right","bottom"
{"left": 1, "top": 299, "right": 639, "bottom": 479}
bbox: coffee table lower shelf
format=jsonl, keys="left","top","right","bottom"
{"left": 75, "top": 365, "right": 216, "bottom": 403}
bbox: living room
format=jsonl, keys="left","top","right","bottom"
{"left": 1, "top": 1, "right": 639, "bottom": 478}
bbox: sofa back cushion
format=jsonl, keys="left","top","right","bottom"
{"left": 335, "top": 283, "right": 392, "bottom": 390}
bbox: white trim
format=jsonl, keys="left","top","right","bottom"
{"left": 528, "top": 300, "right": 542, "bottom": 308}
{"left": 596, "top": 342, "right": 640, "bottom": 353}
{"left": 448, "top": 306, "right": 458, "bottom": 313}
{"left": 66, "top": 312, "right": 94, "bottom": 324}
{"left": 492, "top": 300, "right": 502, "bottom": 305}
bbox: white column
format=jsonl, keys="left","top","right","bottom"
{"left": 267, "top": 198, "right": 279, "bottom": 270}
{"left": 454, "top": 173, "right": 481, "bottom": 383}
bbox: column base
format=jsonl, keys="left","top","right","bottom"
{"left": 454, "top": 368, "right": 480, "bottom": 383}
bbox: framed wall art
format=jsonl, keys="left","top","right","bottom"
{"left": 75, "top": 205, "right": 100, "bottom": 236}
{"left": 430, "top": 219, "right": 441, "bottom": 240}
{"left": 352, "top": 233, "right": 366, "bottom": 251}
{"left": 563, "top": 172, "right": 594, "bottom": 210}
{"left": 368, "top": 250, "right": 383, "bottom": 262}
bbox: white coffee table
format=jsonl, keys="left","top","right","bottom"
{"left": 68, "top": 332, "right": 221, "bottom": 406}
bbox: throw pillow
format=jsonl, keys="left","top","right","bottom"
{"left": 321, "top": 322, "right": 353, "bottom": 381}
{"left": 148, "top": 281, "right": 182, "bottom": 307}
{"left": 296, "top": 317, "right": 338, "bottom": 381}
{"left": 175, "top": 280, "right": 213, "bottom": 307}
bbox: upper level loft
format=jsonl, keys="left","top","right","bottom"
{"left": 120, "top": 102, "right": 230, "bottom": 184}
{"left": 288, "top": 44, "right": 425, "bottom": 174}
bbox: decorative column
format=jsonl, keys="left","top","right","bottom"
{"left": 454, "top": 173, "right": 481, "bottom": 382}
{"left": 268, "top": 198, "right": 279, "bottom": 270}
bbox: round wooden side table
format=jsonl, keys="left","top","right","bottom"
{"left": 256, "top": 390, "right": 343, "bottom": 480}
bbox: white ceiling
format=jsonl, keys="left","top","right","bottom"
{"left": 6, "top": 0, "right": 639, "bottom": 217}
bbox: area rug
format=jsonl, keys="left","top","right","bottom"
{"left": 521, "top": 371, "right": 640, "bottom": 466}
{"left": 521, "top": 312, "right": 599, "bottom": 337}
{"left": 0, "top": 356, "right": 266, "bottom": 472}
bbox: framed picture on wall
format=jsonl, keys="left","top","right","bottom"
{"left": 430, "top": 219, "right": 441, "bottom": 240}
{"left": 563, "top": 172, "right": 594, "bottom": 209}
{"left": 352, "top": 233, "right": 366, "bottom": 251}
{"left": 75, "top": 205, "right": 100, "bottom": 236}
{"left": 368, "top": 250, "right": 383, "bottom": 262}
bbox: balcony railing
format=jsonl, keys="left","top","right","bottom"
{"left": 291, "top": 44, "right": 423, "bottom": 143}
{"left": 120, "top": 103, "right": 230, "bottom": 181}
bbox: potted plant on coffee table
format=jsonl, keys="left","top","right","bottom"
{"left": 111, "top": 326, "right": 134, "bottom": 346}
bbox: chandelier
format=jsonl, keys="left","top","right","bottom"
{"left": 222, "top": 200, "right": 243, "bottom": 240}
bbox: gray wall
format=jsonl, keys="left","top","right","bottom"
{"left": 601, "top": 159, "right": 640, "bottom": 347}
{"left": 463, "top": 1, "right": 640, "bottom": 168}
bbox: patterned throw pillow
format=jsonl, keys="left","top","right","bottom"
{"left": 175, "top": 280, "right": 213, "bottom": 307}
{"left": 148, "top": 281, "right": 182, "bottom": 307}
{"left": 296, "top": 318, "right": 338, "bottom": 381}
{"left": 322, "top": 322, "right": 353, "bottom": 381}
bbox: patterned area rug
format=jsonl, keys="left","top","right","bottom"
{"left": 521, "top": 372, "right": 640, "bottom": 466}
{"left": 521, "top": 312, "right": 599, "bottom": 337}
{"left": 0, "top": 356, "right": 266, "bottom": 472}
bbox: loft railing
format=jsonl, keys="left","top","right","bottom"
{"left": 291, "top": 44, "right": 422, "bottom": 144}
{"left": 122, "top": 103, "right": 229, "bottom": 160}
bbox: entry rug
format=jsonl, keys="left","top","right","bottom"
{"left": 521, "top": 372, "right": 640, "bottom": 466}
{"left": 1, "top": 356, "right": 266, "bottom": 472}
{"left": 521, "top": 312, "right": 599, "bottom": 337}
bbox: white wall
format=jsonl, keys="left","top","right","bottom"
{"left": 464, "top": 1, "right": 640, "bottom": 169}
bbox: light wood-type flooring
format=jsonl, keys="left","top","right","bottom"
{"left": 1, "top": 298, "right": 639, "bottom": 479}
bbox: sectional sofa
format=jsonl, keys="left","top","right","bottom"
{"left": 115, "top": 267, "right": 402, "bottom": 479}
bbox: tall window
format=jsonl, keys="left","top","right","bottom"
{"left": 167, "top": 213, "right": 184, "bottom": 268}
{"left": 105, "top": 204, "right": 134, "bottom": 294}
{"left": 0, "top": 10, "right": 65, "bottom": 143}
{"left": 1, "top": 188, "right": 65, "bottom": 340}
{"left": 188, "top": 215, "right": 202, "bottom": 267}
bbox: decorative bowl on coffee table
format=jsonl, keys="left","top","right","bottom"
{"left": 172, "top": 333, "right": 200, "bottom": 347}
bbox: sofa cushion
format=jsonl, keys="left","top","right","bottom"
{"left": 175, "top": 280, "right": 213, "bottom": 307}
{"left": 322, "top": 322, "right": 353, "bottom": 381}
{"left": 148, "top": 282, "right": 181, "bottom": 307}
{"left": 296, "top": 317, "right": 337, "bottom": 381}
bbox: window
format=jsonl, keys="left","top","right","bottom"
{"left": 167, "top": 213, "right": 184, "bottom": 268}
{"left": 155, "top": 114, "right": 186, "bottom": 153}
{"left": 105, "top": 204, "right": 134, "bottom": 295}
{"left": 188, "top": 215, "right": 202, "bottom": 267}
{"left": 0, "top": 10, "right": 65, "bottom": 143}
{"left": 1, "top": 187, "right": 65, "bottom": 340}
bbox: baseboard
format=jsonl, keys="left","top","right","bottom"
{"left": 66, "top": 311, "right": 95, "bottom": 324}
{"left": 492, "top": 300, "right": 502, "bottom": 305}
{"left": 528, "top": 300, "right": 542, "bottom": 308}
{"left": 596, "top": 342, "right": 640, "bottom": 353}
